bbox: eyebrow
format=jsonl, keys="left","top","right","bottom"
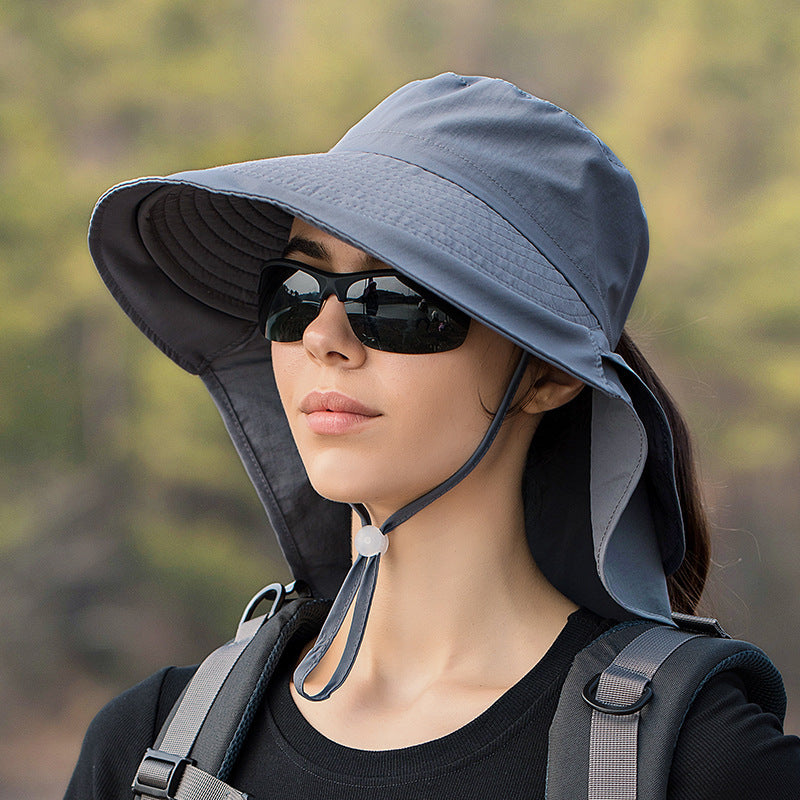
{"left": 282, "top": 235, "right": 387, "bottom": 270}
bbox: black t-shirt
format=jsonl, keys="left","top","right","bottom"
{"left": 64, "top": 609, "right": 800, "bottom": 799}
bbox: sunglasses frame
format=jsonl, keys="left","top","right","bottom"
{"left": 257, "top": 257, "right": 471, "bottom": 354}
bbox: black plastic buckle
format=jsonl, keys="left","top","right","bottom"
{"left": 582, "top": 674, "right": 653, "bottom": 715}
{"left": 132, "top": 748, "right": 195, "bottom": 799}
{"left": 672, "top": 611, "right": 731, "bottom": 638}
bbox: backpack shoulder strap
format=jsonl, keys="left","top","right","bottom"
{"left": 546, "top": 615, "right": 786, "bottom": 800}
{"left": 132, "top": 583, "right": 330, "bottom": 800}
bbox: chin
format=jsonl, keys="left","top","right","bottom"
{"left": 307, "top": 473, "right": 393, "bottom": 508}
{"left": 297, "top": 444, "right": 465, "bottom": 515}
{"left": 303, "top": 460, "right": 418, "bottom": 515}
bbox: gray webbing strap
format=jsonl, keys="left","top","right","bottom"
{"left": 587, "top": 626, "right": 699, "bottom": 800}
{"left": 133, "top": 614, "right": 265, "bottom": 799}
{"left": 175, "top": 764, "right": 248, "bottom": 800}
{"left": 163, "top": 615, "right": 263, "bottom": 755}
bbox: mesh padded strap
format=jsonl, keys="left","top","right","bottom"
{"left": 547, "top": 619, "right": 786, "bottom": 800}
{"left": 133, "top": 592, "right": 295, "bottom": 799}
{"left": 158, "top": 616, "right": 263, "bottom": 757}
{"left": 133, "top": 617, "right": 262, "bottom": 799}
{"left": 587, "top": 626, "right": 699, "bottom": 800}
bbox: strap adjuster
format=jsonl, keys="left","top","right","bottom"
{"left": 132, "top": 748, "right": 195, "bottom": 799}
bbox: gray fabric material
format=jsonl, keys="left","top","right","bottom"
{"left": 547, "top": 622, "right": 649, "bottom": 799}
{"left": 188, "top": 598, "right": 329, "bottom": 774}
{"left": 546, "top": 619, "right": 788, "bottom": 800}
{"left": 330, "top": 77, "right": 645, "bottom": 347}
{"left": 151, "top": 616, "right": 263, "bottom": 758}
{"left": 175, "top": 765, "right": 248, "bottom": 800}
{"left": 134, "top": 614, "right": 265, "bottom": 799}
{"left": 200, "top": 342, "right": 350, "bottom": 599}
{"left": 587, "top": 628, "right": 699, "bottom": 800}
{"left": 88, "top": 72, "right": 684, "bottom": 622}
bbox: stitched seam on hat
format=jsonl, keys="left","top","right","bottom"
{"left": 145, "top": 187, "right": 260, "bottom": 308}
{"left": 222, "top": 158, "right": 584, "bottom": 304}
{"left": 380, "top": 209, "right": 587, "bottom": 312}
{"left": 168, "top": 187, "right": 262, "bottom": 281}
{"left": 151, "top": 227, "right": 253, "bottom": 310}
{"left": 589, "top": 336, "right": 604, "bottom": 386}
{"left": 341, "top": 129, "right": 606, "bottom": 311}
{"left": 208, "top": 191, "right": 289, "bottom": 241}
{"left": 205, "top": 159, "right": 601, "bottom": 326}
{"left": 280, "top": 158, "right": 598, "bottom": 324}
{"left": 186, "top": 189, "right": 271, "bottom": 270}
{"left": 231, "top": 177, "right": 597, "bottom": 324}
{"left": 225, "top": 158, "right": 588, "bottom": 306}
{"left": 184, "top": 189, "right": 262, "bottom": 299}
{"left": 148, "top": 190, "right": 256, "bottom": 309}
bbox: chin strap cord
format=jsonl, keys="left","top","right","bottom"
{"left": 293, "top": 352, "right": 531, "bottom": 701}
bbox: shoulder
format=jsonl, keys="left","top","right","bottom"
{"left": 669, "top": 670, "right": 800, "bottom": 799}
{"left": 63, "top": 665, "right": 197, "bottom": 800}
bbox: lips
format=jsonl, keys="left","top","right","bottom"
{"left": 299, "top": 391, "right": 381, "bottom": 434}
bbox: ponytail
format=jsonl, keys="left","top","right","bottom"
{"left": 614, "top": 329, "right": 711, "bottom": 614}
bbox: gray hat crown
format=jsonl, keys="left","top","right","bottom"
{"left": 332, "top": 73, "right": 648, "bottom": 346}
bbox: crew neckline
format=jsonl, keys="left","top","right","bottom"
{"left": 264, "top": 607, "right": 607, "bottom": 781}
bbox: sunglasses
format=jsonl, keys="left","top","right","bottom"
{"left": 257, "top": 258, "right": 471, "bottom": 354}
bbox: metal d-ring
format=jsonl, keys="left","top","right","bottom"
{"left": 239, "top": 582, "right": 290, "bottom": 627}
{"left": 582, "top": 674, "right": 654, "bottom": 715}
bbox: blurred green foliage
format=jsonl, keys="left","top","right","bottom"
{"left": 0, "top": 1, "right": 798, "bottom": 791}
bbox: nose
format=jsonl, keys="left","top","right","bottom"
{"left": 302, "top": 294, "right": 368, "bottom": 367}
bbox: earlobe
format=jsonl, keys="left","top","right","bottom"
{"left": 521, "top": 364, "right": 585, "bottom": 415}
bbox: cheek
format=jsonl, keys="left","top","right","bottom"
{"left": 380, "top": 353, "right": 492, "bottom": 463}
{"left": 267, "top": 334, "right": 519, "bottom": 511}
{"left": 270, "top": 341, "right": 302, "bottom": 408}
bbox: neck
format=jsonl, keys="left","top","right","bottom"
{"left": 306, "top": 454, "right": 578, "bottom": 699}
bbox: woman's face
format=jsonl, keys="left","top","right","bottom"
{"left": 270, "top": 219, "right": 539, "bottom": 523}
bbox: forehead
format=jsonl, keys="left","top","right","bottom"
{"left": 286, "top": 218, "right": 387, "bottom": 274}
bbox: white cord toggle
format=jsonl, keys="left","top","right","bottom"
{"left": 354, "top": 525, "right": 388, "bottom": 557}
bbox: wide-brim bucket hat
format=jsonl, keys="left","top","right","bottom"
{"left": 88, "top": 73, "right": 684, "bottom": 624}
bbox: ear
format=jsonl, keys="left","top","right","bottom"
{"left": 520, "top": 362, "right": 585, "bottom": 415}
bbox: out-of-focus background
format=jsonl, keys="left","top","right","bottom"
{"left": 1, "top": 1, "right": 798, "bottom": 797}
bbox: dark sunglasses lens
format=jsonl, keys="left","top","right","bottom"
{"left": 260, "top": 267, "right": 321, "bottom": 342}
{"left": 344, "top": 276, "right": 470, "bottom": 354}
{"left": 259, "top": 263, "right": 470, "bottom": 353}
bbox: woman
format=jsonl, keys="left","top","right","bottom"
{"left": 66, "top": 73, "right": 799, "bottom": 798}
